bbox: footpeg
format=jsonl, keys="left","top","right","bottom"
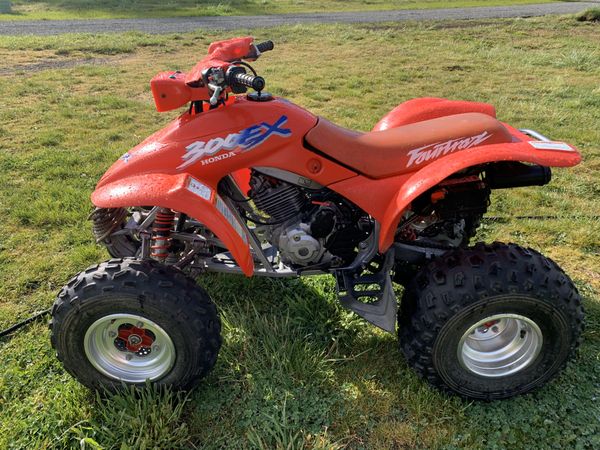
{"left": 335, "top": 252, "right": 397, "bottom": 333}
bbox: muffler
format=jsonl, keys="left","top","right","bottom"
{"left": 486, "top": 162, "right": 551, "bottom": 189}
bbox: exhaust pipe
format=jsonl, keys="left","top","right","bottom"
{"left": 486, "top": 162, "right": 551, "bottom": 189}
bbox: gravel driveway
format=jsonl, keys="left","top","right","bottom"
{"left": 0, "top": 2, "right": 598, "bottom": 35}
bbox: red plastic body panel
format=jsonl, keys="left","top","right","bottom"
{"left": 94, "top": 96, "right": 357, "bottom": 275}
{"left": 92, "top": 173, "right": 254, "bottom": 275}
{"left": 377, "top": 137, "right": 581, "bottom": 249}
{"left": 151, "top": 71, "right": 211, "bottom": 112}
{"left": 373, "top": 97, "right": 497, "bottom": 131}
{"left": 95, "top": 77, "right": 582, "bottom": 274}
{"left": 185, "top": 36, "right": 255, "bottom": 85}
{"left": 97, "top": 97, "right": 354, "bottom": 190}
{"left": 327, "top": 133, "right": 581, "bottom": 251}
{"left": 150, "top": 37, "right": 256, "bottom": 111}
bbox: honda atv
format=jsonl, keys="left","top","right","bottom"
{"left": 51, "top": 37, "right": 584, "bottom": 400}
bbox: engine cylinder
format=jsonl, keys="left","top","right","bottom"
{"left": 250, "top": 173, "right": 308, "bottom": 222}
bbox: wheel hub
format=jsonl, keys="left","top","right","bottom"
{"left": 458, "top": 313, "right": 543, "bottom": 378}
{"left": 114, "top": 323, "right": 155, "bottom": 354}
{"left": 84, "top": 313, "right": 176, "bottom": 383}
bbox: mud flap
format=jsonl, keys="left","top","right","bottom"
{"left": 335, "top": 251, "right": 397, "bottom": 333}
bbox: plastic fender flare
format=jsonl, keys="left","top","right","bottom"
{"left": 379, "top": 141, "right": 582, "bottom": 251}
{"left": 373, "top": 97, "right": 497, "bottom": 131}
{"left": 91, "top": 173, "right": 254, "bottom": 276}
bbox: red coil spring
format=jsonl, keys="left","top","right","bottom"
{"left": 150, "top": 208, "right": 175, "bottom": 260}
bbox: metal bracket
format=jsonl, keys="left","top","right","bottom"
{"left": 393, "top": 241, "right": 447, "bottom": 264}
{"left": 519, "top": 128, "right": 551, "bottom": 142}
{"left": 334, "top": 250, "right": 397, "bottom": 333}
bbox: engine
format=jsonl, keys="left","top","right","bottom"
{"left": 247, "top": 170, "right": 372, "bottom": 268}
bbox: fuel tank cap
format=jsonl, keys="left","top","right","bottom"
{"left": 247, "top": 92, "right": 273, "bottom": 102}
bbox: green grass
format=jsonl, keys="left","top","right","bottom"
{"left": 577, "top": 7, "right": 600, "bottom": 22}
{"left": 0, "top": 14, "right": 599, "bottom": 450}
{"left": 0, "top": 0, "right": 555, "bottom": 21}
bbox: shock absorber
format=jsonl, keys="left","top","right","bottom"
{"left": 150, "top": 208, "right": 175, "bottom": 261}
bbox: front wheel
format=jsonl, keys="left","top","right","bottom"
{"left": 399, "top": 243, "right": 584, "bottom": 400}
{"left": 50, "top": 258, "right": 221, "bottom": 391}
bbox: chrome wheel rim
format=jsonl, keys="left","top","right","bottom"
{"left": 458, "top": 314, "right": 543, "bottom": 378}
{"left": 84, "top": 313, "right": 176, "bottom": 383}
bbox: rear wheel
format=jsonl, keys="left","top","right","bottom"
{"left": 399, "top": 242, "right": 584, "bottom": 400}
{"left": 50, "top": 258, "right": 221, "bottom": 391}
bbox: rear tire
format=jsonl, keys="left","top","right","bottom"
{"left": 399, "top": 242, "right": 584, "bottom": 400}
{"left": 50, "top": 258, "right": 221, "bottom": 391}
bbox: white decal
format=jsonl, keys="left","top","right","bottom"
{"left": 139, "top": 142, "right": 166, "bottom": 153}
{"left": 528, "top": 141, "right": 574, "bottom": 152}
{"left": 406, "top": 131, "right": 492, "bottom": 168}
{"left": 120, "top": 142, "right": 165, "bottom": 163}
{"left": 216, "top": 196, "right": 248, "bottom": 243}
{"left": 178, "top": 115, "right": 291, "bottom": 170}
{"left": 200, "top": 151, "right": 237, "bottom": 166}
{"left": 186, "top": 177, "right": 212, "bottom": 201}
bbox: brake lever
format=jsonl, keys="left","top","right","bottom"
{"left": 204, "top": 67, "right": 226, "bottom": 105}
{"left": 208, "top": 83, "right": 223, "bottom": 105}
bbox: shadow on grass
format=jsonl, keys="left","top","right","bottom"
{"left": 70, "top": 273, "right": 600, "bottom": 449}
{"left": 186, "top": 274, "right": 600, "bottom": 449}
{"left": 179, "top": 274, "right": 463, "bottom": 448}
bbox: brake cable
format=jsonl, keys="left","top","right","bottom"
{"left": 231, "top": 60, "right": 258, "bottom": 76}
{"left": 0, "top": 308, "right": 51, "bottom": 339}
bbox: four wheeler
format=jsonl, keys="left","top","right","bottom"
{"left": 51, "top": 37, "right": 584, "bottom": 400}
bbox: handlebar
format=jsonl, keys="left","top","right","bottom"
{"left": 230, "top": 40, "right": 272, "bottom": 91}
{"left": 231, "top": 72, "right": 265, "bottom": 91}
{"left": 206, "top": 40, "right": 273, "bottom": 102}
{"left": 255, "top": 40, "right": 274, "bottom": 54}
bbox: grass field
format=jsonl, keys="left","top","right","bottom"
{"left": 0, "top": 13, "right": 599, "bottom": 450}
{"left": 0, "top": 0, "right": 556, "bottom": 20}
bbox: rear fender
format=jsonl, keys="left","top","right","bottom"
{"left": 373, "top": 97, "right": 497, "bottom": 131}
{"left": 379, "top": 139, "right": 582, "bottom": 250}
{"left": 91, "top": 173, "right": 254, "bottom": 276}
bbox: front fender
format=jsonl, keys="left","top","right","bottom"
{"left": 379, "top": 140, "right": 582, "bottom": 250}
{"left": 91, "top": 173, "right": 254, "bottom": 276}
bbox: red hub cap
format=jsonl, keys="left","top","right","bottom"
{"left": 114, "top": 324, "right": 156, "bottom": 355}
{"left": 482, "top": 319, "right": 500, "bottom": 328}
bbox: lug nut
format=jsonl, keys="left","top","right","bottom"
{"left": 136, "top": 321, "right": 144, "bottom": 328}
{"left": 108, "top": 331, "right": 116, "bottom": 338}
{"left": 125, "top": 354, "right": 133, "bottom": 361}
{"left": 520, "top": 329, "right": 527, "bottom": 338}
{"left": 153, "top": 345, "right": 160, "bottom": 352}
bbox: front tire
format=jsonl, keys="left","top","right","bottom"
{"left": 50, "top": 258, "right": 221, "bottom": 391}
{"left": 399, "top": 243, "right": 584, "bottom": 400}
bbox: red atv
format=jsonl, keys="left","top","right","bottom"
{"left": 51, "top": 37, "right": 584, "bottom": 400}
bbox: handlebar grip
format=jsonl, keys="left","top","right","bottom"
{"left": 232, "top": 72, "right": 265, "bottom": 91}
{"left": 255, "top": 40, "right": 274, "bottom": 53}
